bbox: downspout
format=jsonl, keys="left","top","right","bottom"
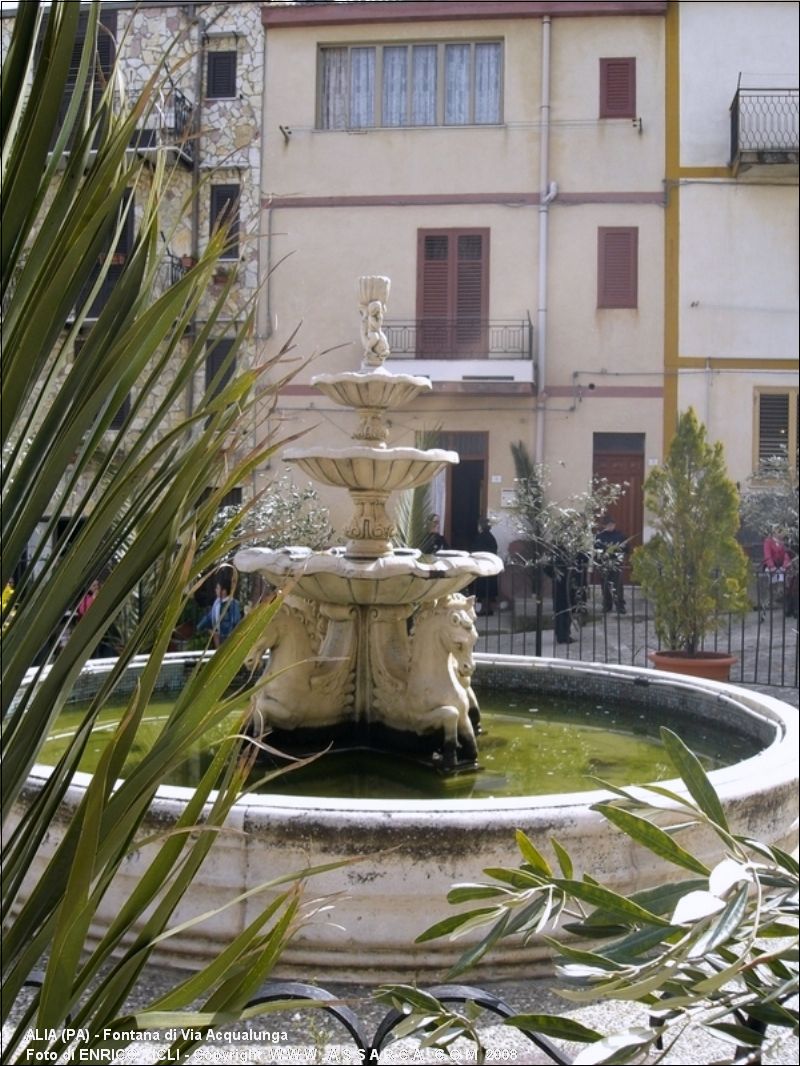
{"left": 535, "top": 15, "right": 554, "bottom": 464}
{"left": 186, "top": 3, "right": 205, "bottom": 418}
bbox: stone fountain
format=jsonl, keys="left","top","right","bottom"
{"left": 235, "top": 276, "right": 503, "bottom": 770}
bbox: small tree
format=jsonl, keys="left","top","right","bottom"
{"left": 740, "top": 451, "right": 799, "bottom": 554}
{"left": 632, "top": 409, "right": 749, "bottom": 655}
{"left": 510, "top": 442, "right": 625, "bottom": 568}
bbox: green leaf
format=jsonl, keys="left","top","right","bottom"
{"left": 553, "top": 880, "right": 672, "bottom": 928}
{"left": 659, "top": 728, "right": 729, "bottom": 831}
{"left": 515, "top": 828, "right": 553, "bottom": 875}
{"left": 415, "top": 908, "right": 499, "bottom": 944}
{"left": 594, "top": 804, "right": 710, "bottom": 876}
{"left": 506, "top": 1014, "right": 602, "bottom": 1042}
{"left": 550, "top": 836, "right": 574, "bottom": 879}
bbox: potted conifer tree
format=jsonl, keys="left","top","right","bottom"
{"left": 632, "top": 408, "right": 750, "bottom": 681}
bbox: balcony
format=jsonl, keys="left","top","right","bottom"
{"left": 72, "top": 253, "right": 187, "bottom": 325}
{"left": 130, "top": 87, "right": 196, "bottom": 168}
{"left": 730, "top": 87, "right": 799, "bottom": 179}
{"left": 384, "top": 317, "right": 535, "bottom": 391}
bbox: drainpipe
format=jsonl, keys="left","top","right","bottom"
{"left": 534, "top": 15, "right": 553, "bottom": 464}
{"left": 185, "top": 3, "right": 205, "bottom": 419}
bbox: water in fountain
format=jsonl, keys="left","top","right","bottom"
{"left": 235, "top": 276, "right": 504, "bottom": 771}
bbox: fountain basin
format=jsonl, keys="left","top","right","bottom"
{"left": 235, "top": 546, "right": 502, "bottom": 605}
{"left": 14, "top": 654, "right": 798, "bottom": 982}
{"left": 311, "top": 368, "right": 431, "bottom": 410}
{"left": 284, "top": 446, "right": 458, "bottom": 492}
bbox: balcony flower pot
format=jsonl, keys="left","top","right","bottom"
{"left": 632, "top": 408, "right": 750, "bottom": 682}
{"left": 110, "top": 252, "right": 126, "bottom": 266}
{"left": 648, "top": 650, "right": 737, "bottom": 682}
{"left": 180, "top": 254, "right": 196, "bottom": 269}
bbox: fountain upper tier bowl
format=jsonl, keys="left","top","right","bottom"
{"left": 283, "top": 446, "right": 458, "bottom": 493}
{"left": 235, "top": 546, "right": 502, "bottom": 606}
{"left": 311, "top": 368, "right": 432, "bottom": 410}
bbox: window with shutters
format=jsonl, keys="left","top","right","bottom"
{"left": 77, "top": 188, "right": 134, "bottom": 319}
{"left": 600, "top": 58, "right": 636, "bottom": 119}
{"left": 416, "top": 229, "right": 489, "bottom": 357}
{"left": 318, "top": 41, "right": 502, "bottom": 129}
{"left": 37, "top": 10, "right": 117, "bottom": 148}
{"left": 597, "top": 227, "right": 638, "bottom": 309}
{"left": 755, "top": 389, "right": 798, "bottom": 469}
{"left": 209, "top": 184, "right": 240, "bottom": 259}
{"left": 206, "top": 338, "right": 237, "bottom": 400}
{"left": 207, "top": 51, "right": 237, "bottom": 99}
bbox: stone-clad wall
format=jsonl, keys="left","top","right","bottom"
{"left": 2, "top": 2, "right": 267, "bottom": 497}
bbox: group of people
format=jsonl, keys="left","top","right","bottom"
{"left": 421, "top": 514, "right": 500, "bottom": 615}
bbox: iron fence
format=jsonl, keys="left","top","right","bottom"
{"left": 385, "top": 317, "right": 533, "bottom": 360}
{"left": 730, "top": 87, "right": 799, "bottom": 163}
{"left": 474, "top": 562, "right": 798, "bottom": 688}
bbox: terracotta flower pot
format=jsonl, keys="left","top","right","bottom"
{"left": 648, "top": 650, "right": 737, "bottom": 682}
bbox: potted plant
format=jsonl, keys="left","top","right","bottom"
{"left": 632, "top": 408, "right": 750, "bottom": 681}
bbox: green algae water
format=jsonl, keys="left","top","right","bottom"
{"left": 41, "top": 690, "right": 760, "bottom": 800}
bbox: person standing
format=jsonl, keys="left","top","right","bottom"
{"left": 421, "top": 514, "right": 448, "bottom": 554}
{"left": 595, "top": 515, "right": 628, "bottom": 613}
{"left": 198, "top": 575, "right": 242, "bottom": 646}
{"left": 472, "top": 517, "right": 499, "bottom": 615}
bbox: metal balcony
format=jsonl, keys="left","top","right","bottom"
{"left": 130, "top": 87, "right": 196, "bottom": 168}
{"left": 730, "top": 87, "right": 799, "bottom": 178}
{"left": 384, "top": 316, "right": 535, "bottom": 389}
{"left": 385, "top": 317, "right": 533, "bottom": 360}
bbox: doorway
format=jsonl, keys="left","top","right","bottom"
{"left": 436, "top": 431, "right": 488, "bottom": 550}
{"left": 592, "top": 433, "right": 645, "bottom": 579}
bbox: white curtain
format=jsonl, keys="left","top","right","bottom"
{"left": 430, "top": 468, "right": 447, "bottom": 530}
{"left": 444, "top": 44, "right": 470, "bottom": 125}
{"left": 382, "top": 46, "right": 407, "bottom": 126}
{"left": 474, "top": 43, "right": 501, "bottom": 124}
{"left": 320, "top": 48, "right": 347, "bottom": 130}
{"left": 411, "top": 44, "right": 437, "bottom": 126}
{"left": 349, "top": 47, "right": 375, "bottom": 128}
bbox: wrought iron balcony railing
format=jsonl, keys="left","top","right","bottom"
{"left": 385, "top": 317, "right": 533, "bottom": 360}
{"left": 74, "top": 253, "right": 187, "bottom": 323}
{"left": 130, "top": 87, "right": 196, "bottom": 167}
{"left": 730, "top": 87, "right": 799, "bottom": 171}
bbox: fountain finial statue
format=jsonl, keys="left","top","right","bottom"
{"left": 358, "top": 275, "right": 391, "bottom": 367}
{"left": 235, "top": 275, "right": 503, "bottom": 769}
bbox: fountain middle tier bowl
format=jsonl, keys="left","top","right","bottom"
{"left": 310, "top": 368, "right": 432, "bottom": 410}
{"left": 234, "top": 546, "right": 503, "bottom": 605}
{"left": 283, "top": 446, "right": 458, "bottom": 492}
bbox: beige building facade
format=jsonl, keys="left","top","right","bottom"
{"left": 665, "top": 1, "right": 799, "bottom": 485}
{"left": 259, "top": 0, "right": 668, "bottom": 554}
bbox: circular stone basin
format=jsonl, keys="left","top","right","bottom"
{"left": 14, "top": 654, "right": 799, "bottom": 982}
{"left": 235, "top": 546, "right": 503, "bottom": 605}
{"left": 283, "top": 446, "right": 458, "bottom": 492}
{"left": 311, "top": 369, "right": 431, "bottom": 410}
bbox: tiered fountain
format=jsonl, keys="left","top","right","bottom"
{"left": 235, "top": 276, "right": 503, "bottom": 769}
{"left": 17, "top": 277, "right": 797, "bottom": 980}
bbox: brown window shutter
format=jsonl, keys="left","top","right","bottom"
{"left": 598, "top": 227, "right": 638, "bottom": 309}
{"left": 210, "top": 184, "right": 240, "bottom": 259}
{"left": 417, "top": 229, "right": 489, "bottom": 355}
{"left": 600, "top": 58, "right": 636, "bottom": 119}
{"left": 758, "top": 393, "right": 790, "bottom": 463}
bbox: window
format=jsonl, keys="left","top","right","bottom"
{"left": 600, "top": 58, "right": 636, "bottom": 119}
{"left": 597, "top": 227, "right": 638, "bottom": 309}
{"left": 79, "top": 189, "right": 134, "bottom": 319}
{"left": 38, "top": 10, "right": 117, "bottom": 148}
{"left": 416, "top": 229, "right": 489, "bottom": 356}
{"left": 755, "top": 389, "right": 798, "bottom": 468}
{"left": 205, "top": 338, "right": 237, "bottom": 399}
{"left": 207, "top": 51, "right": 237, "bottom": 99}
{"left": 109, "top": 394, "right": 132, "bottom": 431}
{"left": 209, "top": 184, "right": 239, "bottom": 260}
{"left": 319, "top": 41, "right": 502, "bottom": 129}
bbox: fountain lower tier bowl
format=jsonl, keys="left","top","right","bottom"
{"left": 234, "top": 546, "right": 503, "bottom": 605}
{"left": 283, "top": 446, "right": 458, "bottom": 492}
{"left": 15, "top": 655, "right": 798, "bottom": 982}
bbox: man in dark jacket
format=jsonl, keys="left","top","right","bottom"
{"left": 595, "top": 516, "right": 628, "bottom": 613}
